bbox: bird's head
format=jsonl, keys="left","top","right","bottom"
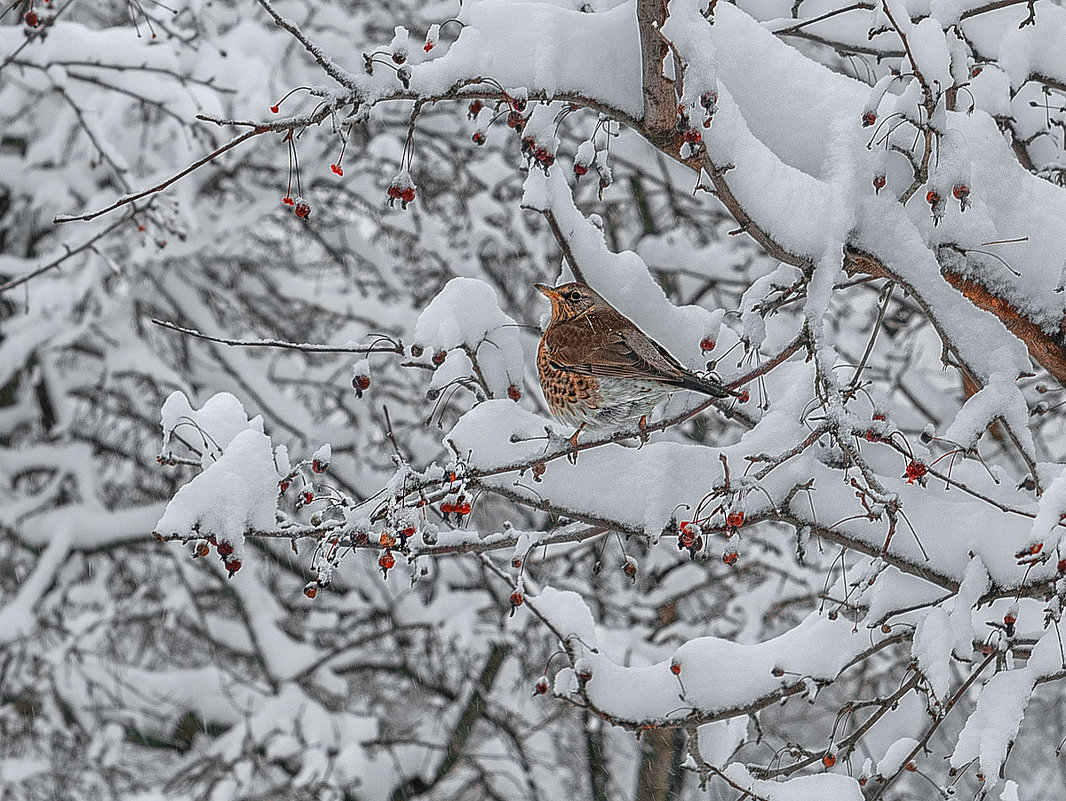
{"left": 534, "top": 282, "right": 605, "bottom": 321}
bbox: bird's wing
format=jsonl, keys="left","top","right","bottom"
{"left": 545, "top": 310, "right": 690, "bottom": 384}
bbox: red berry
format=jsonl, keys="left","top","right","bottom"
{"left": 224, "top": 558, "right": 242, "bottom": 576}
{"left": 423, "top": 41, "right": 434, "bottom": 52}
{"left": 1058, "top": 559, "right": 1066, "bottom": 574}
{"left": 700, "top": 91, "right": 717, "bottom": 109}
{"left": 312, "top": 459, "right": 327, "bottom": 474}
{"left": 510, "top": 96, "right": 527, "bottom": 112}
{"left": 468, "top": 100, "right": 483, "bottom": 119}
{"left": 399, "top": 526, "right": 416, "bottom": 539}
{"left": 508, "top": 385, "right": 521, "bottom": 401}
{"left": 330, "top": 164, "right": 343, "bottom": 176}
{"left": 971, "top": 66, "right": 983, "bottom": 77}
{"left": 432, "top": 350, "right": 447, "bottom": 365}
{"left": 387, "top": 184, "right": 403, "bottom": 200}
{"left": 440, "top": 501, "right": 456, "bottom": 515}
{"left": 623, "top": 559, "right": 637, "bottom": 578}
{"left": 904, "top": 460, "right": 927, "bottom": 483}
{"left": 302, "top": 491, "right": 314, "bottom": 505}
{"left": 726, "top": 511, "right": 745, "bottom": 528}
{"left": 400, "top": 186, "right": 415, "bottom": 204}
{"left": 137, "top": 224, "right": 146, "bottom": 232}
{"left": 282, "top": 196, "right": 295, "bottom": 206}
{"left": 534, "top": 676, "right": 549, "bottom": 694}
{"left": 217, "top": 541, "right": 234, "bottom": 557}
{"left": 455, "top": 501, "right": 471, "bottom": 516}
{"left": 872, "top": 411, "right": 886, "bottom": 421}
{"left": 862, "top": 111, "right": 877, "bottom": 127}
{"left": 873, "top": 174, "right": 886, "bottom": 190}
{"left": 822, "top": 754, "right": 836, "bottom": 768}
{"left": 926, "top": 189, "right": 940, "bottom": 206}
{"left": 379, "top": 551, "right": 395, "bottom": 571}
{"left": 904, "top": 762, "right": 917, "bottom": 772}
{"left": 391, "top": 52, "right": 406, "bottom": 65}
{"left": 700, "top": 337, "right": 715, "bottom": 352}
{"left": 303, "top": 582, "right": 318, "bottom": 599}
{"left": 1030, "top": 542, "right": 1043, "bottom": 555}
{"left": 380, "top": 532, "right": 397, "bottom": 549}
{"left": 683, "top": 128, "right": 702, "bottom": 144}
{"left": 952, "top": 184, "right": 969, "bottom": 200}
{"left": 270, "top": 105, "right": 280, "bottom": 114}
{"left": 1004, "top": 612, "right": 1017, "bottom": 625}
{"left": 510, "top": 591, "right": 524, "bottom": 607}
{"left": 738, "top": 389, "right": 750, "bottom": 404}
{"left": 472, "top": 130, "right": 486, "bottom": 146}
{"left": 354, "top": 374, "right": 371, "bottom": 391}
{"left": 670, "top": 662, "right": 681, "bottom": 675}
{"left": 280, "top": 479, "right": 290, "bottom": 493}
{"left": 25, "top": 10, "right": 39, "bottom": 26}
{"left": 723, "top": 550, "right": 739, "bottom": 565}
{"left": 195, "top": 542, "right": 210, "bottom": 558}
{"left": 294, "top": 201, "right": 311, "bottom": 219}
{"left": 512, "top": 557, "right": 522, "bottom": 568}
{"left": 678, "top": 522, "right": 697, "bottom": 549}
{"left": 573, "top": 162, "right": 589, "bottom": 176}
{"left": 507, "top": 111, "right": 525, "bottom": 129}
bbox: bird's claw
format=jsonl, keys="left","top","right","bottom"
{"left": 566, "top": 424, "right": 585, "bottom": 464}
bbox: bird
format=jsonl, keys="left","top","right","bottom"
{"left": 535, "top": 282, "right": 735, "bottom": 432}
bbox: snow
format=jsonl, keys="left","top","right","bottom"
{"left": 877, "top": 736, "right": 918, "bottom": 776}
{"left": 722, "top": 764, "right": 863, "bottom": 801}
{"left": 160, "top": 390, "right": 266, "bottom": 468}
{"left": 154, "top": 428, "right": 280, "bottom": 549}
{"left": 951, "top": 669, "right": 1036, "bottom": 786}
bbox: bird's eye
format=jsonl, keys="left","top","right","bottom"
{"left": 568, "top": 291, "right": 582, "bottom": 302}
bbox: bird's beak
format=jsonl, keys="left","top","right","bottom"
{"left": 534, "top": 283, "right": 560, "bottom": 301}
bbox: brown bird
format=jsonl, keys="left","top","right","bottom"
{"left": 535, "top": 282, "right": 734, "bottom": 430}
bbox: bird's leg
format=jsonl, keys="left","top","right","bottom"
{"left": 566, "top": 423, "right": 586, "bottom": 464}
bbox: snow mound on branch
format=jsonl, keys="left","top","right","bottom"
{"left": 877, "top": 737, "right": 918, "bottom": 777}
{"left": 945, "top": 370, "right": 1034, "bottom": 458}
{"left": 160, "top": 390, "right": 265, "bottom": 468}
{"left": 950, "top": 669, "right": 1035, "bottom": 787}
{"left": 439, "top": 0, "right": 642, "bottom": 118}
{"left": 722, "top": 764, "right": 863, "bottom": 800}
{"left": 155, "top": 428, "right": 279, "bottom": 548}
{"left": 410, "top": 276, "right": 523, "bottom": 397}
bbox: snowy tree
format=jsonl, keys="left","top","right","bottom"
{"left": 4, "top": 0, "right": 1066, "bottom": 800}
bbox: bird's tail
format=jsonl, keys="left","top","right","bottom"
{"left": 676, "top": 373, "right": 740, "bottom": 399}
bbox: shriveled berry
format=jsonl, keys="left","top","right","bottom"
{"left": 700, "top": 91, "right": 717, "bottom": 109}
{"left": 726, "top": 511, "right": 745, "bottom": 528}
{"left": 953, "top": 184, "right": 969, "bottom": 200}
{"left": 862, "top": 111, "right": 877, "bottom": 127}
{"left": 510, "top": 591, "right": 524, "bottom": 607}
{"left": 294, "top": 201, "right": 311, "bottom": 219}
{"left": 380, "top": 532, "right": 397, "bottom": 549}
{"left": 303, "top": 582, "right": 318, "bottom": 599}
{"left": 623, "top": 559, "right": 637, "bottom": 578}
{"left": 472, "top": 130, "right": 486, "bottom": 146}
{"left": 282, "top": 196, "right": 295, "bottom": 206}
{"left": 400, "top": 186, "right": 415, "bottom": 205}
{"left": 330, "top": 164, "right": 343, "bottom": 176}
{"left": 873, "top": 174, "right": 886, "bottom": 191}
{"left": 508, "top": 385, "right": 521, "bottom": 401}
{"left": 354, "top": 374, "right": 371, "bottom": 391}
{"left": 432, "top": 350, "right": 447, "bottom": 365}
{"left": 926, "top": 189, "right": 940, "bottom": 206}
{"left": 573, "top": 162, "right": 589, "bottom": 176}
{"left": 195, "top": 542, "right": 210, "bottom": 558}
{"left": 683, "top": 128, "right": 702, "bottom": 144}
{"left": 534, "top": 676, "right": 549, "bottom": 694}
{"left": 723, "top": 549, "right": 739, "bottom": 566}
{"left": 217, "top": 541, "right": 234, "bottom": 557}
{"left": 468, "top": 100, "right": 483, "bottom": 119}
{"left": 25, "top": 11, "right": 39, "bottom": 26}
{"left": 224, "top": 558, "right": 242, "bottom": 576}
{"left": 507, "top": 111, "right": 525, "bottom": 130}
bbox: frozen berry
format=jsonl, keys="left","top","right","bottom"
{"left": 862, "top": 111, "right": 877, "bottom": 127}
